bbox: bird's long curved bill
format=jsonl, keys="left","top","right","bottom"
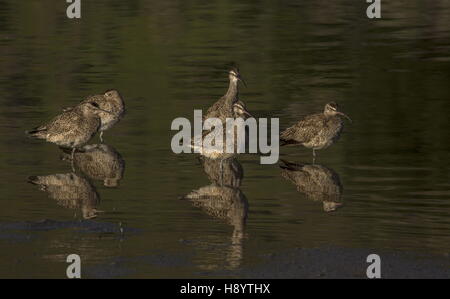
{"left": 98, "top": 108, "right": 114, "bottom": 115}
{"left": 338, "top": 112, "right": 352, "bottom": 123}
{"left": 237, "top": 75, "right": 247, "bottom": 87}
{"left": 243, "top": 109, "right": 253, "bottom": 118}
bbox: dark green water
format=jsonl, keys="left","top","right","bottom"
{"left": 0, "top": 1, "right": 449, "bottom": 278}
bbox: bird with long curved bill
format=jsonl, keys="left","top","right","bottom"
{"left": 280, "top": 102, "right": 351, "bottom": 163}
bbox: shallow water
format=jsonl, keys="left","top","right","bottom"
{"left": 0, "top": 0, "right": 449, "bottom": 278}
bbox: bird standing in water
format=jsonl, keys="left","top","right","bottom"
{"left": 280, "top": 102, "right": 351, "bottom": 163}
{"left": 190, "top": 100, "right": 253, "bottom": 160}
{"left": 193, "top": 67, "right": 251, "bottom": 160}
{"left": 203, "top": 67, "right": 247, "bottom": 124}
{"left": 189, "top": 100, "right": 253, "bottom": 184}
{"left": 64, "top": 89, "right": 125, "bottom": 143}
{"left": 26, "top": 101, "right": 112, "bottom": 163}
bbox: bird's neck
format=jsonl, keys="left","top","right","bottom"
{"left": 324, "top": 113, "right": 342, "bottom": 123}
{"left": 225, "top": 79, "right": 239, "bottom": 102}
{"left": 323, "top": 111, "right": 334, "bottom": 119}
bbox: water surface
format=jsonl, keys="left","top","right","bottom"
{"left": 0, "top": 0, "right": 449, "bottom": 278}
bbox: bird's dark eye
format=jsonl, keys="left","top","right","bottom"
{"left": 90, "top": 102, "right": 99, "bottom": 108}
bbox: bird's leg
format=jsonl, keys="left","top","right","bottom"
{"left": 312, "top": 149, "right": 316, "bottom": 165}
{"left": 100, "top": 131, "right": 104, "bottom": 143}
{"left": 220, "top": 158, "right": 224, "bottom": 186}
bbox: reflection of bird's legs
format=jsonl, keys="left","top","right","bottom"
{"left": 100, "top": 131, "right": 104, "bottom": 143}
{"left": 71, "top": 148, "right": 76, "bottom": 172}
{"left": 228, "top": 226, "right": 244, "bottom": 269}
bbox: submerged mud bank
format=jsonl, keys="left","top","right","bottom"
{"left": 218, "top": 247, "right": 450, "bottom": 279}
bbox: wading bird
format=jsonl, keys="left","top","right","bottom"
{"left": 64, "top": 89, "right": 125, "bottom": 143}
{"left": 26, "top": 101, "right": 113, "bottom": 162}
{"left": 280, "top": 102, "right": 351, "bottom": 163}
{"left": 203, "top": 67, "right": 247, "bottom": 123}
{"left": 190, "top": 101, "right": 253, "bottom": 159}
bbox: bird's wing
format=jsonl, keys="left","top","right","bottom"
{"left": 280, "top": 114, "right": 324, "bottom": 144}
{"left": 83, "top": 94, "right": 103, "bottom": 102}
{"left": 204, "top": 99, "right": 224, "bottom": 119}
{"left": 46, "top": 110, "right": 82, "bottom": 133}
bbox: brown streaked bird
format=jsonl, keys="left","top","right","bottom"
{"left": 28, "top": 173, "right": 101, "bottom": 219}
{"left": 188, "top": 67, "right": 251, "bottom": 161}
{"left": 190, "top": 100, "right": 253, "bottom": 161}
{"left": 203, "top": 67, "right": 247, "bottom": 124}
{"left": 26, "top": 101, "right": 113, "bottom": 161}
{"left": 60, "top": 144, "right": 125, "bottom": 188}
{"left": 279, "top": 159, "right": 343, "bottom": 212}
{"left": 280, "top": 102, "right": 351, "bottom": 162}
{"left": 232, "top": 100, "right": 253, "bottom": 119}
{"left": 64, "top": 89, "right": 125, "bottom": 143}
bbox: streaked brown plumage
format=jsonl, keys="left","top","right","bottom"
{"left": 190, "top": 100, "right": 253, "bottom": 160}
{"left": 280, "top": 159, "right": 343, "bottom": 212}
{"left": 280, "top": 102, "right": 351, "bottom": 160}
{"left": 64, "top": 89, "right": 125, "bottom": 142}
{"left": 26, "top": 102, "right": 109, "bottom": 151}
{"left": 203, "top": 67, "right": 246, "bottom": 124}
{"left": 60, "top": 144, "right": 125, "bottom": 187}
{"left": 28, "top": 173, "right": 100, "bottom": 219}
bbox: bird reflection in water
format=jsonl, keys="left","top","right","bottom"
{"left": 28, "top": 173, "right": 100, "bottom": 219}
{"left": 279, "top": 159, "right": 343, "bottom": 212}
{"left": 60, "top": 144, "right": 125, "bottom": 187}
{"left": 28, "top": 144, "right": 125, "bottom": 219}
{"left": 200, "top": 156, "right": 243, "bottom": 188}
{"left": 182, "top": 156, "right": 248, "bottom": 269}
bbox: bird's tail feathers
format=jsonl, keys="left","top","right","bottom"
{"left": 25, "top": 127, "right": 47, "bottom": 139}
{"left": 280, "top": 138, "right": 299, "bottom": 147}
{"left": 27, "top": 175, "right": 40, "bottom": 185}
